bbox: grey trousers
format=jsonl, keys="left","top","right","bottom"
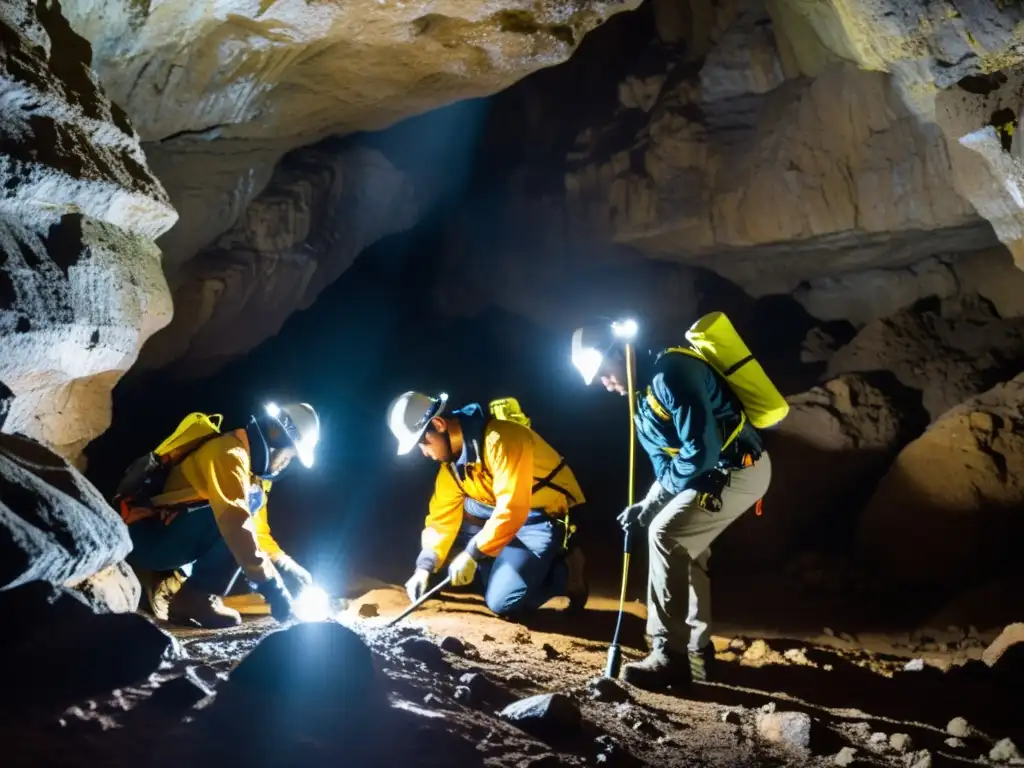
{"left": 644, "top": 453, "right": 772, "bottom": 653}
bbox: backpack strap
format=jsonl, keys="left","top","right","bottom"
{"left": 646, "top": 348, "right": 748, "bottom": 453}
{"left": 119, "top": 430, "right": 243, "bottom": 526}
{"left": 531, "top": 457, "right": 579, "bottom": 505}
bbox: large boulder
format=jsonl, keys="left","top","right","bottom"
{"left": 826, "top": 296, "right": 1024, "bottom": 422}
{"left": 718, "top": 372, "right": 927, "bottom": 566}
{"left": 65, "top": 560, "right": 141, "bottom": 614}
{"left": 0, "top": 581, "right": 174, "bottom": 716}
{"left": 0, "top": 433, "right": 131, "bottom": 591}
{"left": 0, "top": 0, "right": 177, "bottom": 462}
{"left": 856, "top": 373, "right": 1024, "bottom": 587}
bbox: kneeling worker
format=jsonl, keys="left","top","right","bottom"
{"left": 572, "top": 315, "right": 783, "bottom": 690}
{"left": 115, "top": 402, "right": 321, "bottom": 628}
{"left": 387, "top": 391, "right": 588, "bottom": 616}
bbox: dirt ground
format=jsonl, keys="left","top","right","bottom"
{"left": 6, "top": 575, "right": 1019, "bottom": 768}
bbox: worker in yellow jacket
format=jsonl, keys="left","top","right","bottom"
{"left": 387, "top": 391, "right": 588, "bottom": 616}
{"left": 118, "top": 402, "right": 320, "bottom": 628}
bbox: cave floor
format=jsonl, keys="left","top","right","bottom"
{"left": 10, "top": 580, "right": 1019, "bottom": 768}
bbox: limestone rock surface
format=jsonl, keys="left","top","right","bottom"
{"left": 60, "top": 0, "right": 640, "bottom": 273}
{"left": 138, "top": 142, "right": 419, "bottom": 374}
{"left": 0, "top": 0, "right": 177, "bottom": 458}
{"left": 0, "top": 433, "right": 131, "bottom": 592}
{"left": 826, "top": 297, "right": 1024, "bottom": 422}
{"left": 856, "top": 373, "right": 1024, "bottom": 587}
{"left": 719, "top": 372, "right": 927, "bottom": 566}
{"left": 562, "top": 2, "right": 993, "bottom": 295}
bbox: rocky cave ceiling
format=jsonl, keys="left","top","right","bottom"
{"left": 9, "top": 0, "right": 1024, "bottom": 456}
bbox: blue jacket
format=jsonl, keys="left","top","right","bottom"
{"left": 635, "top": 350, "right": 763, "bottom": 495}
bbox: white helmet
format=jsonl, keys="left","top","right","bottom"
{"left": 264, "top": 402, "right": 320, "bottom": 468}
{"left": 387, "top": 391, "right": 448, "bottom": 455}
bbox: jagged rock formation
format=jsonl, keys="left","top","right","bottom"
{"left": 826, "top": 296, "right": 1024, "bottom": 421}
{"left": 0, "top": 433, "right": 131, "bottom": 591}
{"left": 0, "top": 0, "right": 177, "bottom": 459}
{"left": 857, "top": 372, "right": 1024, "bottom": 588}
{"left": 59, "top": 0, "right": 640, "bottom": 273}
{"left": 719, "top": 372, "right": 927, "bottom": 566}
{"left": 565, "top": 54, "right": 992, "bottom": 294}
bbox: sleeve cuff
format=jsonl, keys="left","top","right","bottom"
{"left": 465, "top": 538, "right": 491, "bottom": 562}
{"left": 416, "top": 550, "right": 439, "bottom": 573}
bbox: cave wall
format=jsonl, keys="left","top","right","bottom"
{"left": 55, "top": 0, "right": 641, "bottom": 371}
{"left": 0, "top": 0, "right": 177, "bottom": 463}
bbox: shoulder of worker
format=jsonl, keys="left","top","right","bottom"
{"left": 483, "top": 417, "right": 533, "bottom": 455}
{"left": 190, "top": 429, "right": 251, "bottom": 471}
{"left": 651, "top": 349, "right": 715, "bottom": 404}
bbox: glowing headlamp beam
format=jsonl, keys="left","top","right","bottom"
{"left": 611, "top": 318, "right": 638, "bottom": 340}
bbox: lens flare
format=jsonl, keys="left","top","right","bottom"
{"left": 293, "top": 584, "right": 331, "bottom": 623}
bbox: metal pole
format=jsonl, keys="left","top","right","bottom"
{"left": 384, "top": 576, "right": 452, "bottom": 627}
{"left": 605, "top": 342, "right": 637, "bottom": 678}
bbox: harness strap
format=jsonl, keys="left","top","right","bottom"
{"left": 644, "top": 350, "right": 748, "bottom": 455}
{"left": 647, "top": 391, "right": 746, "bottom": 455}
{"left": 448, "top": 456, "right": 578, "bottom": 508}
{"left": 531, "top": 458, "right": 579, "bottom": 505}
{"left": 118, "top": 430, "right": 238, "bottom": 526}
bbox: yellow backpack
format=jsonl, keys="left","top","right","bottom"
{"left": 488, "top": 397, "right": 531, "bottom": 428}
{"left": 665, "top": 312, "right": 789, "bottom": 430}
{"left": 114, "top": 412, "right": 228, "bottom": 524}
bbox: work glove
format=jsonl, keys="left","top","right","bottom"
{"left": 448, "top": 551, "right": 478, "bottom": 587}
{"left": 405, "top": 568, "right": 430, "bottom": 603}
{"left": 616, "top": 502, "right": 652, "bottom": 533}
{"left": 256, "top": 575, "right": 295, "bottom": 623}
{"left": 616, "top": 480, "right": 670, "bottom": 533}
{"left": 273, "top": 553, "right": 313, "bottom": 596}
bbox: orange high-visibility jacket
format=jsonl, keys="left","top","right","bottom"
{"left": 157, "top": 430, "right": 285, "bottom": 583}
{"left": 416, "top": 408, "right": 584, "bottom": 572}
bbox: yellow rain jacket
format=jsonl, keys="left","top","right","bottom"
{"left": 154, "top": 429, "right": 284, "bottom": 584}
{"left": 415, "top": 403, "right": 584, "bottom": 572}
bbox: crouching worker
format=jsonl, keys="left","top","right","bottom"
{"left": 114, "top": 402, "right": 321, "bottom": 628}
{"left": 386, "top": 391, "right": 588, "bottom": 617}
{"left": 572, "top": 314, "right": 785, "bottom": 691}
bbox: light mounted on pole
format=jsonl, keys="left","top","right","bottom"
{"left": 605, "top": 317, "right": 638, "bottom": 679}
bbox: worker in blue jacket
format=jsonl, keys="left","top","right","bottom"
{"left": 572, "top": 319, "right": 772, "bottom": 691}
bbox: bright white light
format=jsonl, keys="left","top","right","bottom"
{"left": 295, "top": 434, "right": 318, "bottom": 468}
{"left": 264, "top": 402, "right": 281, "bottom": 419}
{"left": 572, "top": 347, "right": 604, "bottom": 386}
{"left": 611, "top": 318, "right": 638, "bottom": 340}
{"left": 292, "top": 584, "right": 331, "bottom": 622}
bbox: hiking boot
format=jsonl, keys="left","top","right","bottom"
{"left": 621, "top": 638, "right": 692, "bottom": 691}
{"left": 148, "top": 569, "right": 185, "bottom": 621}
{"left": 688, "top": 645, "right": 716, "bottom": 683}
{"left": 563, "top": 545, "right": 589, "bottom": 612}
{"left": 167, "top": 581, "right": 242, "bottom": 629}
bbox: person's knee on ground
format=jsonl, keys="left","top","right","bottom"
{"left": 484, "top": 579, "right": 529, "bottom": 616}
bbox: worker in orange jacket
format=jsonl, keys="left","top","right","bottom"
{"left": 119, "top": 403, "right": 320, "bottom": 628}
{"left": 387, "top": 391, "right": 588, "bottom": 616}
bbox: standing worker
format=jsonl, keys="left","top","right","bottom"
{"left": 571, "top": 314, "right": 785, "bottom": 691}
{"left": 114, "top": 402, "right": 321, "bottom": 628}
{"left": 387, "top": 391, "right": 588, "bottom": 617}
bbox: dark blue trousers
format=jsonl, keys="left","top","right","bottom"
{"left": 127, "top": 508, "right": 240, "bottom": 595}
{"left": 457, "top": 498, "right": 568, "bottom": 615}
